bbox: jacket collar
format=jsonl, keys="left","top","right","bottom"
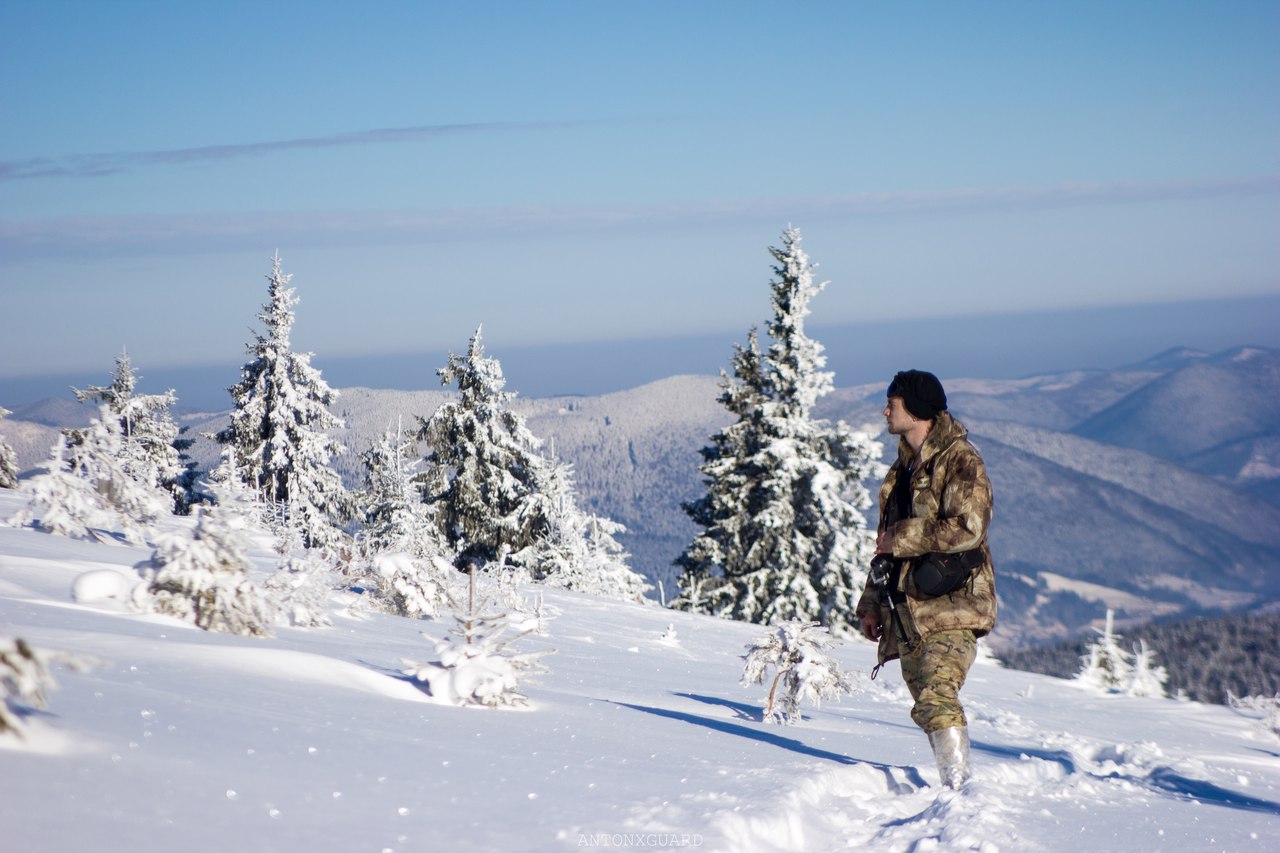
{"left": 897, "top": 411, "right": 967, "bottom": 471}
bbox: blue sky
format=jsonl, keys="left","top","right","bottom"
{"left": 2, "top": 0, "right": 1278, "bottom": 400}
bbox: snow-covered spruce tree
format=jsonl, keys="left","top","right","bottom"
{"left": 1127, "top": 638, "right": 1169, "bottom": 698}
{"left": 672, "top": 228, "right": 882, "bottom": 635}
{"left": 418, "top": 327, "right": 557, "bottom": 573}
{"left": 214, "top": 253, "right": 348, "bottom": 549}
{"left": 0, "top": 406, "right": 18, "bottom": 489}
{"left": 353, "top": 550, "right": 453, "bottom": 620}
{"left": 70, "top": 349, "right": 186, "bottom": 513}
{"left": 7, "top": 436, "right": 103, "bottom": 539}
{"left": 358, "top": 417, "right": 441, "bottom": 559}
{"left": 348, "top": 418, "right": 455, "bottom": 617}
{"left": 531, "top": 452, "right": 651, "bottom": 603}
{"left": 401, "top": 561, "right": 552, "bottom": 707}
{"left": 741, "top": 620, "right": 858, "bottom": 724}
{"left": 76, "top": 408, "right": 170, "bottom": 539}
{"left": 1075, "top": 609, "right": 1134, "bottom": 693}
{"left": 13, "top": 409, "right": 167, "bottom": 544}
{"left": 142, "top": 486, "right": 274, "bottom": 637}
{"left": 1, "top": 637, "right": 98, "bottom": 738}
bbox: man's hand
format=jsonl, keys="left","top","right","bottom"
{"left": 860, "top": 611, "right": 883, "bottom": 642}
{"left": 876, "top": 525, "right": 895, "bottom": 555}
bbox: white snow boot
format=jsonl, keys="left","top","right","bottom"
{"left": 928, "top": 725, "right": 971, "bottom": 789}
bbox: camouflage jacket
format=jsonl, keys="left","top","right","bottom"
{"left": 855, "top": 411, "right": 997, "bottom": 666}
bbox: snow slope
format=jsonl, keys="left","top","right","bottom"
{"left": 1, "top": 490, "right": 1277, "bottom": 852}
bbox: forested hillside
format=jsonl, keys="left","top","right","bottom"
{"left": 4, "top": 346, "right": 1278, "bottom": 647}
{"left": 997, "top": 610, "right": 1280, "bottom": 704}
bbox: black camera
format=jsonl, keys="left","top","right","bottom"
{"left": 869, "top": 553, "right": 895, "bottom": 588}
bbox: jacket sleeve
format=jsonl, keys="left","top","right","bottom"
{"left": 854, "top": 581, "right": 880, "bottom": 618}
{"left": 892, "top": 445, "right": 991, "bottom": 558}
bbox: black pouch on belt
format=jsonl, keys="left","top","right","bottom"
{"left": 913, "top": 548, "right": 983, "bottom": 598}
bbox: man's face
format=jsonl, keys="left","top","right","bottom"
{"left": 884, "top": 396, "right": 915, "bottom": 435}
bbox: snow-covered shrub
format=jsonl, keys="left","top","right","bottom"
{"left": 334, "top": 525, "right": 453, "bottom": 620}
{"left": 9, "top": 436, "right": 106, "bottom": 540}
{"left": 11, "top": 412, "right": 168, "bottom": 545}
{"left": 72, "top": 408, "right": 170, "bottom": 538}
{"left": 1075, "top": 609, "right": 1135, "bottom": 693}
{"left": 261, "top": 526, "right": 333, "bottom": 627}
{"left": 974, "top": 640, "right": 1004, "bottom": 667}
{"left": 0, "top": 405, "right": 18, "bottom": 489}
{"left": 402, "top": 566, "right": 553, "bottom": 708}
{"left": 741, "top": 620, "right": 858, "bottom": 724}
{"left": 264, "top": 532, "right": 335, "bottom": 629}
{"left": 0, "top": 637, "right": 55, "bottom": 737}
{"left": 357, "top": 418, "right": 442, "bottom": 559}
{"left": 1074, "top": 610, "right": 1172, "bottom": 698}
{"left": 142, "top": 496, "right": 274, "bottom": 637}
{"left": 532, "top": 459, "right": 651, "bottom": 602}
{"left": 1, "top": 637, "right": 100, "bottom": 738}
{"left": 71, "top": 350, "right": 187, "bottom": 513}
{"left": 658, "top": 624, "right": 680, "bottom": 647}
{"left": 369, "top": 552, "right": 453, "bottom": 620}
{"left": 1227, "top": 692, "right": 1280, "bottom": 740}
{"left": 1127, "top": 639, "right": 1169, "bottom": 698}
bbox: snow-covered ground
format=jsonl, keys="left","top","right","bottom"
{"left": 1, "top": 489, "right": 1276, "bottom": 853}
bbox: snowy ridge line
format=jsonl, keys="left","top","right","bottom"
{"left": 966, "top": 417, "right": 1280, "bottom": 548}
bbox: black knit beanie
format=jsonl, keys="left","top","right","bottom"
{"left": 888, "top": 369, "right": 948, "bottom": 420}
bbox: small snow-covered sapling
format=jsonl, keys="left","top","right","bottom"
{"left": 741, "top": 620, "right": 857, "bottom": 724}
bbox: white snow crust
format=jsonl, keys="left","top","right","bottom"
{"left": 1, "top": 490, "right": 1277, "bottom": 852}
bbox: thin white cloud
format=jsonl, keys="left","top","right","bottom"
{"left": 0, "top": 121, "right": 582, "bottom": 181}
{"left": 2, "top": 175, "right": 1277, "bottom": 260}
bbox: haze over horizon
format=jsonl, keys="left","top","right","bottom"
{"left": 3, "top": 1, "right": 1277, "bottom": 395}
{"left": 2, "top": 293, "right": 1275, "bottom": 412}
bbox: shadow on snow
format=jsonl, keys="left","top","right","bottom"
{"left": 977, "top": 740, "right": 1280, "bottom": 815}
{"left": 613, "top": 695, "right": 930, "bottom": 791}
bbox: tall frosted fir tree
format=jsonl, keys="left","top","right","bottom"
{"left": 418, "top": 327, "right": 557, "bottom": 573}
{"left": 214, "top": 254, "right": 348, "bottom": 549}
{"left": 673, "top": 227, "right": 882, "bottom": 636}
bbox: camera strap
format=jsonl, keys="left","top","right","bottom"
{"left": 883, "top": 459, "right": 915, "bottom": 597}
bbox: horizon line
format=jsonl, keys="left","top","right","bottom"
{"left": 2, "top": 292, "right": 1275, "bottom": 391}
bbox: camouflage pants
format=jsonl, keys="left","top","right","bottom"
{"left": 899, "top": 629, "right": 977, "bottom": 733}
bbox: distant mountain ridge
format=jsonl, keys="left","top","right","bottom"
{"left": 3, "top": 346, "right": 1277, "bottom": 647}
{"left": 1072, "top": 346, "right": 1280, "bottom": 506}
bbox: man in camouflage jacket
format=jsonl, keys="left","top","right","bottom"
{"left": 855, "top": 369, "right": 996, "bottom": 789}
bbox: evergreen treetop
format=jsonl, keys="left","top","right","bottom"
{"left": 765, "top": 227, "right": 834, "bottom": 417}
